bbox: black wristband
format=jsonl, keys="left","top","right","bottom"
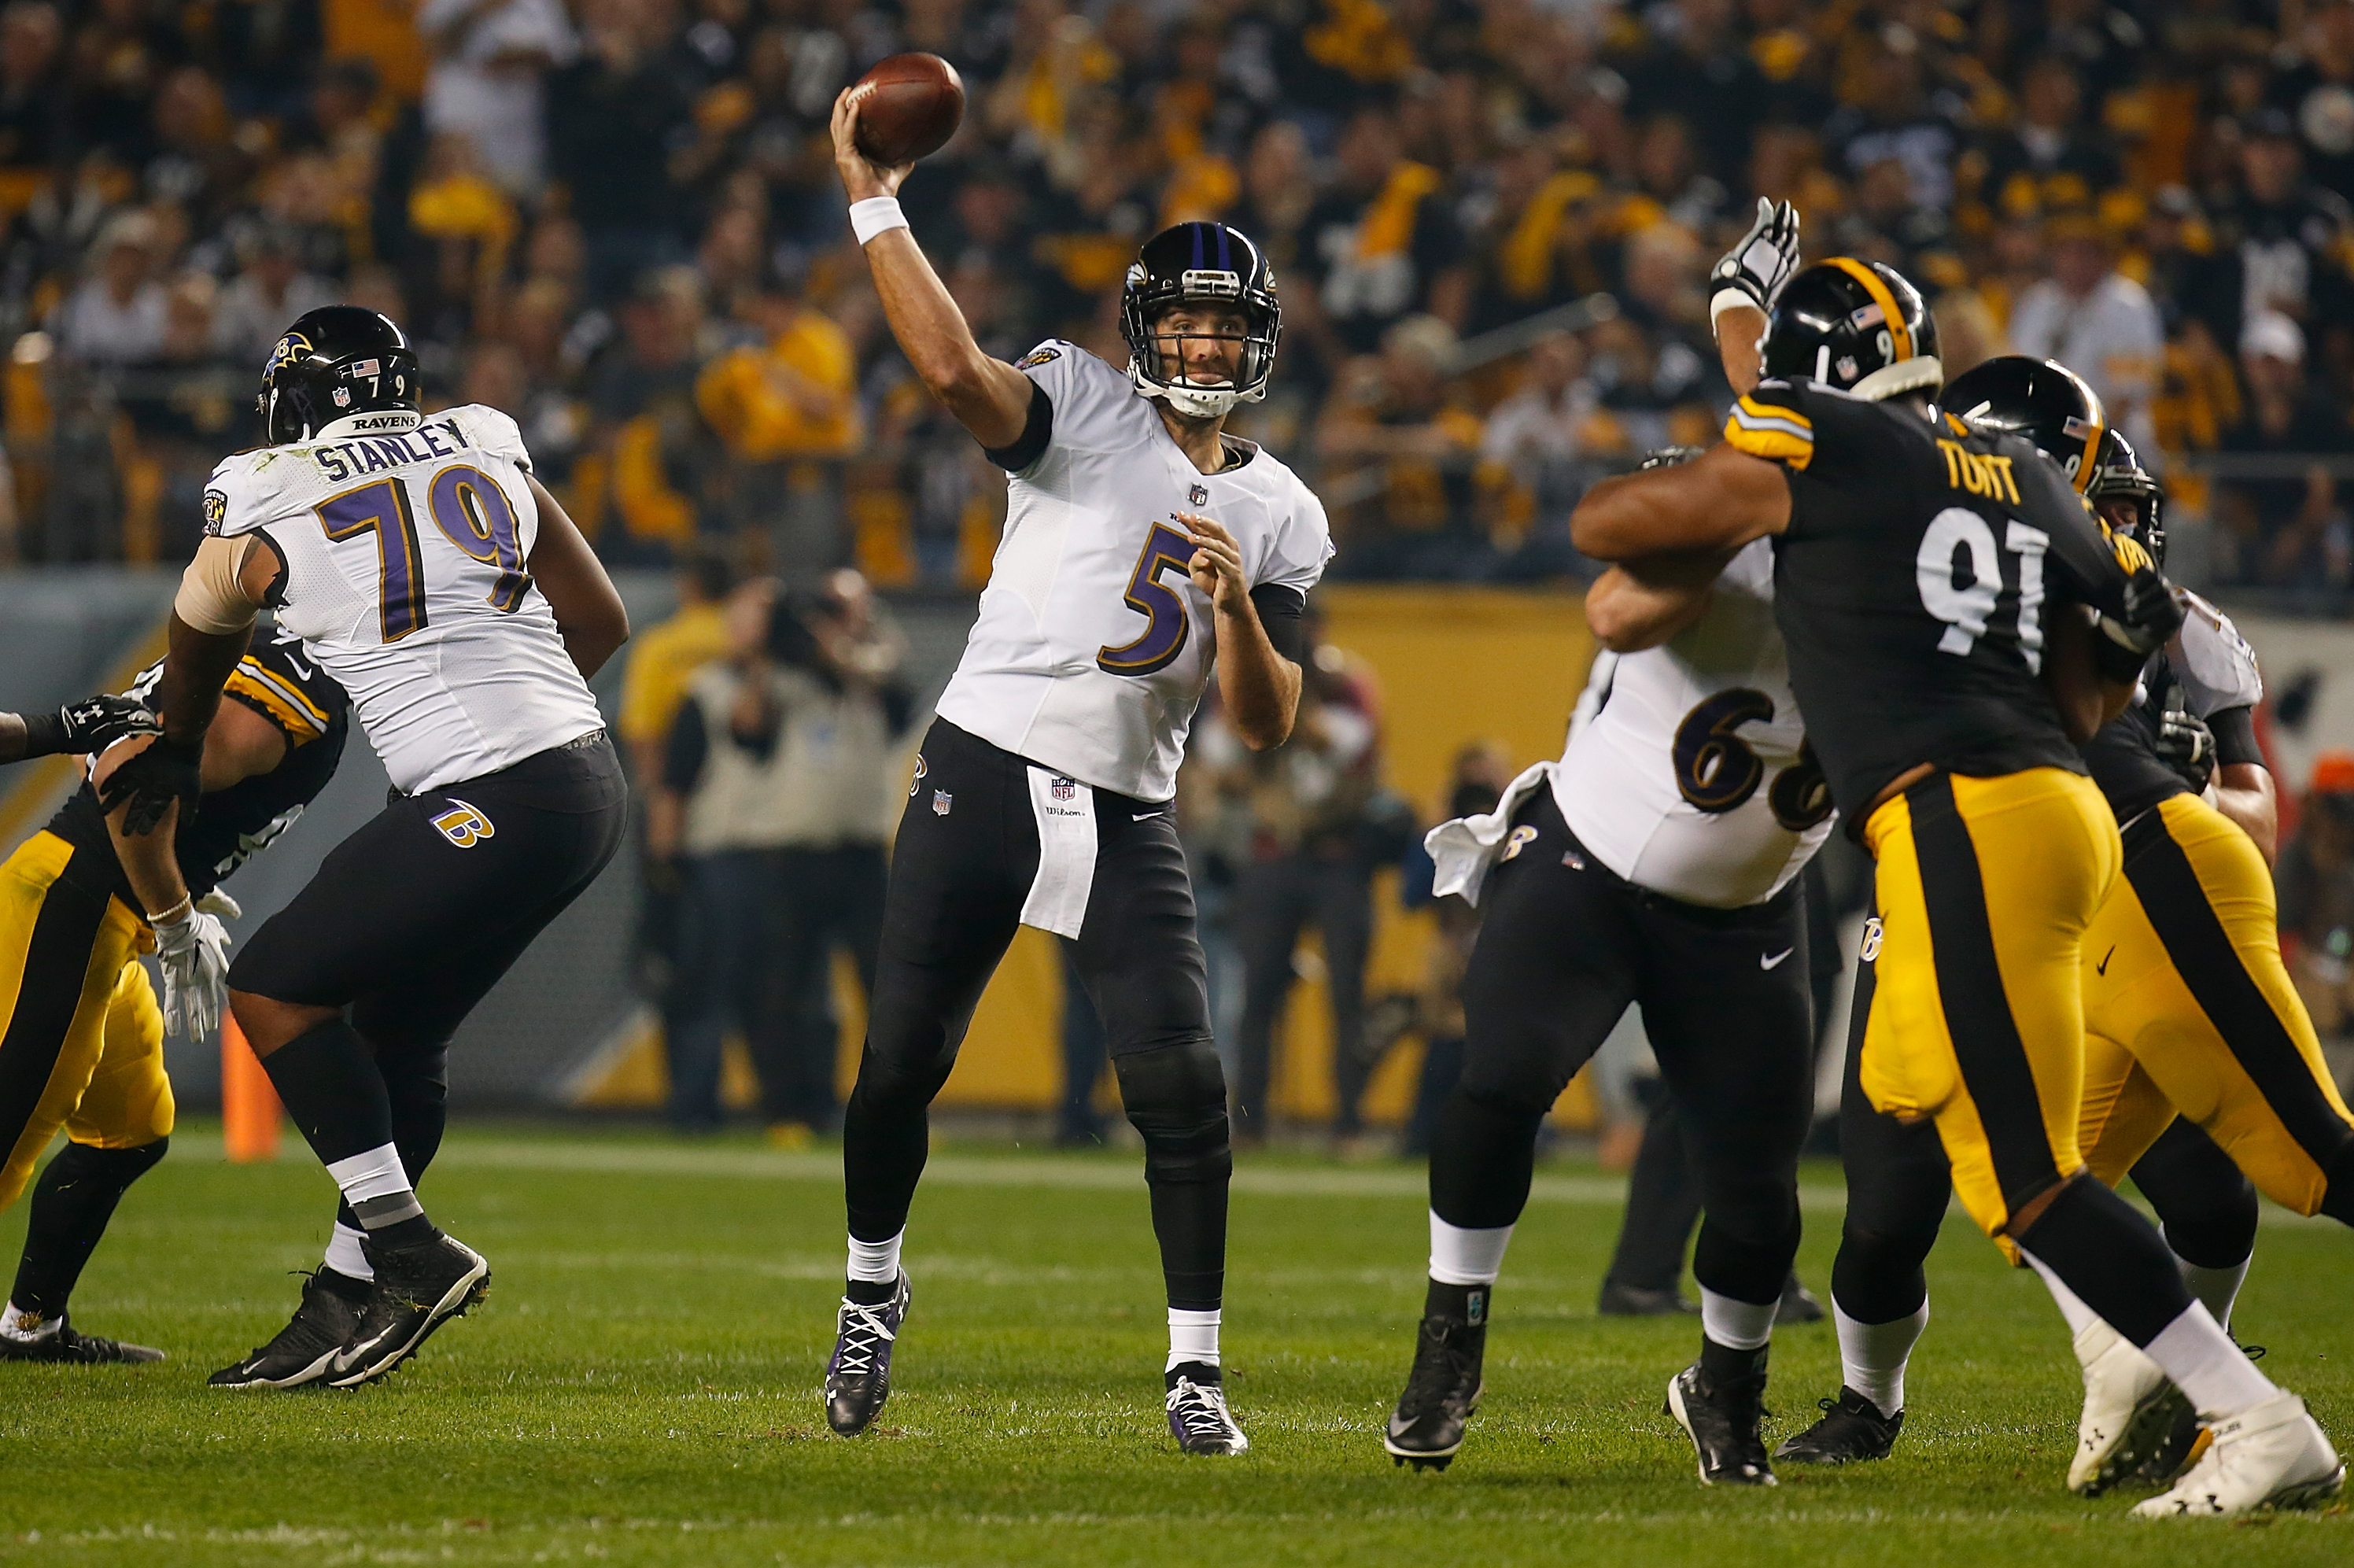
{"left": 2208, "top": 705, "right": 2264, "bottom": 769}
{"left": 17, "top": 710, "right": 66, "bottom": 757}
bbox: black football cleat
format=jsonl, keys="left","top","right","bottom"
{"left": 1597, "top": 1279, "right": 1698, "bottom": 1317}
{"left": 1774, "top": 1386, "right": 1904, "bottom": 1466}
{"left": 1385, "top": 1313, "right": 1485, "bottom": 1470}
{"left": 1667, "top": 1362, "right": 1776, "bottom": 1485}
{"left": 210, "top": 1271, "right": 367, "bottom": 1389}
{"left": 1777, "top": 1273, "right": 1826, "bottom": 1324}
{"left": 327, "top": 1230, "right": 489, "bottom": 1387}
{"left": 2136, "top": 1388, "right": 2201, "bottom": 1484}
{"left": 1166, "top": 1362, "right": 1249, "bottom": 1455}
{"left": 825, "top": 1273, "right": 910, "bottom": 1436}
{"left": 0, "top": 1315, "right": 164, "bottom": 1365}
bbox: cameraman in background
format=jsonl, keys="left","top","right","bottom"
{"left": 648, "top": 571, "right": 912, "bottom": 1140}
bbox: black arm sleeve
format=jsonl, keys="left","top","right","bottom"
{"left": 1249, "top": 584, "right": 1308, "bottom": 663}
{"left": 2209, "top": 705, "right": 2264, "bottom": 769}
{"left": 982, "top": 380, "right": 1055, "bottom": 473}
{"left": 662, "top": 700, "right": 709, "bottom": 795}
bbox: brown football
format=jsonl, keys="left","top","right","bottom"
{"left": 849, "top": 53, "right": 966, "bottom": 167}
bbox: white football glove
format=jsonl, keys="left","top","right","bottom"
{"left": 150, "top": 898, "right": 231, "bottom": 1042}
{"left": 1710, "top": 197, "right": 1803, "bottom": 327}
{"left": 196, "top": 888, "right": 242, "bottom": 920}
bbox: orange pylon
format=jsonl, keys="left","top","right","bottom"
{"left": 221, "top": 1012, "right": 282, "bottom": 1162}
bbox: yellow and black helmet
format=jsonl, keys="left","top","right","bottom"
{"left": 1941, "top": 355, "right": 2109, "bottom": 492}
{"left": 1759, "top": 258, "right": 1942, "bottom": 402}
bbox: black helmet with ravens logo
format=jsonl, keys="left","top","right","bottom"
{"left": 259, "top": 306, "right": 422, "bottom": 445}
{"left": 1120, "top": 221, "right": 1281, "bottom": 419}
{"left": 1759, "top": 257, "right": 1942, "bottom": 401}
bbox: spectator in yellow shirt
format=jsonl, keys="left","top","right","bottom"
{"left": 696, "top": 287, "right": 862, "bottom": 461}
{"left": 696, "top": 286, "right": 863, "bottom": 570}
{"left": 618, "top": 543, "right": 740, "bottom": 786}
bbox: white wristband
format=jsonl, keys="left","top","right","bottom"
{"left": 850, "top": 197, "right": 909, "bottom": 246}
{"left": 1710, "top": 287, "right": 1765, "bottom": 328}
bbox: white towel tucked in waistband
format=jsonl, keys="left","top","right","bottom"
{"left": 1424, "top": 760, "right": 1556, "bottom": 908}
{"left": 1020, "top": 766, "right": 1099, "bottom": 938}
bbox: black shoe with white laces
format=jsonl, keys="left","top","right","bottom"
{"left": 209, "top": 1271, "right": 367, "bottom": 1389}
{"left": 1774, "top": 1386, "right": 1903, "bottom": 1465}
{"left": 826, "top": 1273, "right": 910, "bottom": 1436}
{"left": 327, "top": 1230, "right": 489, "bottom": 1387}
{"left": 1667, "top": 1363, "right": 1776, "bottom": 1485}
{"left": 1166, "top": 1362, "right": 1248, "bottom": 1455}
{"left": 1385, "top": 1314, "right": 1485, "bottom": 1470}
{"left": 0, "top": 1315, "right": 164, "bottom": 1365}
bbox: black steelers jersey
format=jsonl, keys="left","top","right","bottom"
{"left": 48, "top": 622, "right": 351, "bottom": 909}
{"left": 1726, "top": 379, "right": 2151, "bottom": 825}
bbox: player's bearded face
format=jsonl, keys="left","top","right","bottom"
{"left": 1152, "top": 306, "right": 1248, "bottom": 389}
{"left": 2095, "top": 494, "right": 2146, "bottom": 543}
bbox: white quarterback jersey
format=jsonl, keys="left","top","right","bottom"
{"left": 205, "top": 405, "right": 606, "bottom": 795}
{"left": 1551, "top": 539, "right": 1834, "bottom": 908}
{"left": 935, "top": 342, "right": 1334, "bottom": 802}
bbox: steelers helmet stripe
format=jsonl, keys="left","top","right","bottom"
{"left": 1826, "top": 256, "right": 1913, "bottom": 363}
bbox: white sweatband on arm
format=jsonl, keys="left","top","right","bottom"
{"left": 174, "top": 535, "right": 262, "bottom": 635}
{"left": 850, "top": 196, "right": 909, "bottom": 245}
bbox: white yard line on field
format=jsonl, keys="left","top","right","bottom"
{"left": 179, "top": 1134, "right": 2332, "bottom": 1227}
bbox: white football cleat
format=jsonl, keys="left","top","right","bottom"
{"left": 2067, "top": 1317, "right": 2178, "bottom": 1496}
{"left": 2131, "top": 1393, "right": 2344, "bottom": 1518}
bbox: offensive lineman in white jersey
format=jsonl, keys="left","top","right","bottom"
{"left": 1384, "top": 203, "right": 1833, "bottom": 1485}
{"left": 823, "top": 90, "right": 1330, "bottom": 1455}
{"left": 104, "top": 308, "right": 631, "bottom": 1389}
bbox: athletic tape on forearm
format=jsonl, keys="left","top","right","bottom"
{"left": 850, "top": 197, "right": 910, "bottom": 246}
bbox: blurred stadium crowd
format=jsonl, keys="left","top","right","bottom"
{"left": 4, "top": 0, "right": 2354, "bottom": 600}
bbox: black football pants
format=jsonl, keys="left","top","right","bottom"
{"left": 1430, "top": 791, "right": 1813, "bottom": 1308}
{"left": 843, "top": 720, "right": 1230, "bottom": 1310}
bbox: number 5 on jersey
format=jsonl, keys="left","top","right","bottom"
{"left": 1098, "top": 520, "right": 1198, "bottom": 677}
{"left": 315, "top": 466, "right": 531, "bottom": 644}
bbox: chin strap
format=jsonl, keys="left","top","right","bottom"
{"left": 1130, "top": 360, "right": 1252, "bottom": 420}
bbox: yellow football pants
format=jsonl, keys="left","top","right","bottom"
{"left": 1858, "top": 768, "right": 2120, "bottom": 1241}
{"left": 0, "top": 832, "right": 172, "bottom": 1214}
{"left": 2077, "top": 792, "right": 2354, "bottom": 1213}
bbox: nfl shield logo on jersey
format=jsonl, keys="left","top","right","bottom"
{"left": 1189, "top": 483, "right": 1208, "bottom": 506}
{"left": 1051, "top": 777, "right": 1077, "bottom": 802}
{"left": 933, "top": 790, "right": 953, "bottom": 817}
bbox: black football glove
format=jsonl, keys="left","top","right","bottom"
{"left": 1639, "top": 446, "right": 1707, "bottom": 471}
{"left": 96, "top": 734, "right": 202, "bottom": 836}
{"left": 2156, "top": 709, "right": 2217, "bottom": 791}
{"left": 1709, "top": 197, "right": 1802, "bottom": 325}
{"left": 2098, "top": 568, "right": 2185, "bottom": 670}
{"left": 17, "top": 693, "right": 160, "bottom": 759}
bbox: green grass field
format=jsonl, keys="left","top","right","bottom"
{"left": 1, "top": 1122, "right": 2348, "bottom": 1566}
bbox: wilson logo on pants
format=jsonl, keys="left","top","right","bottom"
{"left": 430, "top": 801, "right": 495, "bottom": 848}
